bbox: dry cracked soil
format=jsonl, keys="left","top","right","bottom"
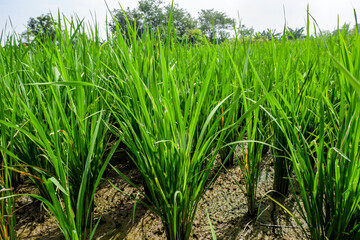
{"left": 15, "top": 146, "right": 308, "bottom": 240}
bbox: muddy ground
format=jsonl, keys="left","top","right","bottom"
{"left": 15, "top": 147, "right": 308, "bottom": 240}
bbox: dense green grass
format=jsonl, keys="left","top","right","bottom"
{"left": 0, "top": 11, "right": 360, "bottom": 240}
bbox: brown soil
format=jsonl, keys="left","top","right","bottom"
{"left": 15, "top": 148, "right": 308, "bottom": 240}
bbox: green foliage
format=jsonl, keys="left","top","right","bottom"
{"left": 1, "top": 15, "right": 118, "bottom": 239}
{"left": 287, "top": 27, "right": 305, "bottom": 40}
{"left": 198, "top": 9, "right": 233, "bottom": 42}
{"left": 254, "top": 28, "right": 280, "bottom": 40}
{"left": 22, "top": 13, "right": 56, "bottom": 42}
{"left": 137, "top": 0, "right": 166, "bottom": 31}
{"left": 237, "top": 23, "right": 254, "bottom": 38}
{"left": 108, "top": 7, "right": 141, "bottom": 37}
{"left": 182, "top": 28, "right": 207, "bottom": 44}
{"left": 105, "top": 18, "right": 243, "bottom": 239}
{"left": 109, "top": 0, "right": 195, "bottom": 38}
{"left": 0, "top": 34, "right": 18, "bottom": 240}
{"left": 262, "top": 18, "right": 360, "bottom": 239}
{"left": 1, "top": 7, "right": 360, "bottom": 240}
{"left": 164, "top": 3, "right": 196, "bottom": 36}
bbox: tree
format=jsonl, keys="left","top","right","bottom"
{"left": 164, "top": 3, "right": 196, "bottom": 36}
{"left": 22, "top": 13, "right": 56, "bottom": 42}
{"left": 137, "top": 0, "right": 165, "bottom": 30}
{"left": 255, "top": 28, "right": 280, "bottom": 40}
{"left": 287, "top": 27, "right": 304, "bottom": 40}
{"left": 110, "top": 0, "right": 165, "bottom": 37}
{"left": 330, "top": 23, "right": 353, "bottom": 36}
{"left": 182, "top": 28, "right": 206, "bottom": 44}
{"left": 109, "top": 7, "right": 141, "bottom": 36}
{"left": 109, "top": 0, "right": 196, "bottom": 38}
{"left": 198, "top": 9, "right": 233, "bottom": 42}
{"left": 237, "top": 23, "right": 254, "bottom": 38}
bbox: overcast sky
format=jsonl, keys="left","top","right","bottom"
{"left": 1, "top": 0, "right": 359, "bottom": 39}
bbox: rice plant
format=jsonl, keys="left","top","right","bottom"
{"left": 0, "top": 34, "right": 17, "bottom": 240}
{"left": 0, "top": 5, "right": 360, "bottom": 240}
{"left": 264, "top": 20, "right": 360, "bottom": 239}
{"left": 0, "top": 15, "right": 119, "bottom": 239}
{"left": 103, "top": 10, "right": 247, "bottom": 238}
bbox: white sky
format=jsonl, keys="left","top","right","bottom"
{"left": 1, "top": 0, "right": 359, "bottom": 39}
